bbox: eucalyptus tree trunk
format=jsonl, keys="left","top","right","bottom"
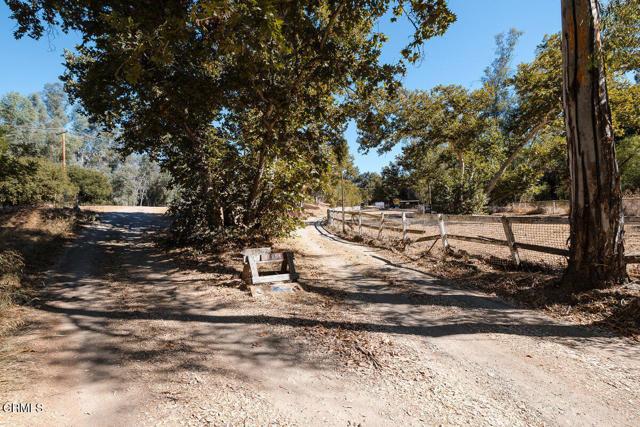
{"left": 561, "top": 0, "right": 626, "bottom": 288}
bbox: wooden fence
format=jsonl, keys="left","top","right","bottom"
{"left": 327, "top": 209, "right": 640, "bottom": 266}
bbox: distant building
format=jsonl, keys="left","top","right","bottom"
{"left": 398, "top": 200, "right": 420, "bottom": 209}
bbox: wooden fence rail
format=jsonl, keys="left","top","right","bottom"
{"left": 326, "top": 209, "right": 640, "bottom": 266}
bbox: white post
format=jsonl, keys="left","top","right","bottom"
{"left": 341, "top": 170, "right": 345, "bottom": 233}
{"left": 438, "top": 214, "right": 449, "bottom": 252}
{"left": 402, "top": 212, "right": 407, "bottom": 241}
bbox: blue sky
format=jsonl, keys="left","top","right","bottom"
{"left": 0, "top": 1, "right": 561, "bottom": 172}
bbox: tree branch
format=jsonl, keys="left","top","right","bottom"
{"left": 320, "top": 1, "right": 347, "bottom": 49}
{"left": 484, "top": 107, "right": 559, "bottom": 196}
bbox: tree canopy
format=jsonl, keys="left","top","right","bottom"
{"left": 354, "top": 1, "right": 640, "bottom": 213}
{"left": 6, "top": 0, "right": 457, "bottom": 243}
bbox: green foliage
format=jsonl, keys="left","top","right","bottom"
{"left": 0, "top": 125, "right": 8, "bottom": 155}
{"left": 110, "top": 155, "right": 174, "bottom": 206}
{"left": 431, "top": 179, "right": 487, "bottom": 214}
{"left": 317, "top": 153, "right": 364, "bottom": 207}
{"left": 490, "top": 131, "right": 567, "bottom": 202}
{"left": 66, "top": 166, "right": 112, "bottom": 204}
{"left": 482, "top": 28, "right": 522, "bottom": 119}
{"left": 618, "top": 136, "right": 640, "bottom": 191}
{"left": 352, "top": 172, "right": 382, "bottom": 204}
{"left": 0, "top": 155, "right": 77, "bottom": 205}
{"left": 5, "top": 0, "right": 456, "bottom": 243}
{"left": 357, "top": 20, "right": 640, "bottom": 211}
{"left": 0, "top": 87, "right": 84, "bottom": 162}
{"left": 602, "top": 0, "right": 640, "bottom": 79}
{"left": 2, "top": 80, "right": 178, "bottom": 208}
{"left": 326, "top": 179, "right": 363, "bottom": 208}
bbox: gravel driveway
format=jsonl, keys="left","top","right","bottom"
{"left": 1, "top": 208, "right": 638, "bottom": 426}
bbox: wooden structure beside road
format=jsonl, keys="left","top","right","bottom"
{"left": 241, "top": 247, "right": 298, "bottom": 285}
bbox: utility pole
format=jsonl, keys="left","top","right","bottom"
{"left": 55, "top": 130, "right": 68, "bottom": 170}
{"left": 341, "top": 168, "right": 345, "bottom": 233}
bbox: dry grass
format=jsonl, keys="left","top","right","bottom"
{"left": 302, "top": 202, "right": 329, "bottom": 218}
{"left": 0, "top": 207, "right": 95, "bottom": 334}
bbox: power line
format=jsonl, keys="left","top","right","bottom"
{"left": 4, "top": 125, "right": 67, "bottom": 131}
{"left": 3, "top": 124, "right": 99, "bottom": 134}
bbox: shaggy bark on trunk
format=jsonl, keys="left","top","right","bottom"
{"left": 561, "top": 0, "right": 626, "bottom": 288}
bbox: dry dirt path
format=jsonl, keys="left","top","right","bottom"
{"left": 1, "top": 209, "right": 639, "bottom": 426}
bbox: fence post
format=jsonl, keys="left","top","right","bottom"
{"left": 438, "top": 214, "right": 450, "bottom": 252}
{"left": 501, "top": 216, "right": 521, "bottom": 267}
{"left": 359, "top": 212, "right": 362, "bottom": 236}
{"left": 402, "top": 212, "right": 407, "bottom": 241}
{"left": 327, "top": 209, "right": 331, "bottom": 225}
{"left": 377, "top": 213, "right": 385, "bottom": 240}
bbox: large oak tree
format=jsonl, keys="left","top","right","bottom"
{"left": 5, "top": 0, "right": 455, "bottom": 242}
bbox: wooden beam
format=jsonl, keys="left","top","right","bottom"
{"left": 507, "top": 216, "right": 569, "bottom": 225}
{"left": 377, "top": 213, "right": 385, "bottom": 240}
{"left": 624, "top": 254, "right": 640, "bottom": 263}
{"left": 252, "top": 273, "right": 299, "bottom": 284}
{"left": 413, "top": 234, "right": 442, "bottom": 243}
{"left": 446, "top": 234, "right": 510, "bottom": 247}
{"left": 359, "top": 211, "right": 384, "bottom": 219}
{"left": 514, "top": 242, "right": 569, "bottom": 256}
{"left": 402, "top": 212, "right": 407, "bottom": 241}
{"left": 501, "top": 217, "right": 521, "bottom": 266}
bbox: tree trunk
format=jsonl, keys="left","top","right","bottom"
{"left": 341, "top": 168, "right": 345, "bottom": 233}
{"left": 561, "top": 0, "right": 626, "bottom": 288}
{"left": 455, "top": 149, "right": 465, "bottom": 183}
{"left": 243, "top": 148, "right": 267, "bottom": 225}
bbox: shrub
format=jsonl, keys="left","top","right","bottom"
{"left": 0, "top": 155, "right": 77, "bottom": 206}
{"left": 431, "top": 180, "right": 487, "bottom": 214}
{"left": 67, "top": 166, "right": 112, "bottom": 204}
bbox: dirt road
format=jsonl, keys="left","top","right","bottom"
{"left": 1, "top": 208, "right": 639, "bottom": 426}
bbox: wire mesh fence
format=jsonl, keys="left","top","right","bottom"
{"left": 327, "top": 208, "right": 640, "bottom": 273}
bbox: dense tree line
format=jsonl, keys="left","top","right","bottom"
{"left": 5, "top": 0, "right": 456, "bottom": 244}
{"left": 0, "top": 84, "right": 175, "bottom": 206}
